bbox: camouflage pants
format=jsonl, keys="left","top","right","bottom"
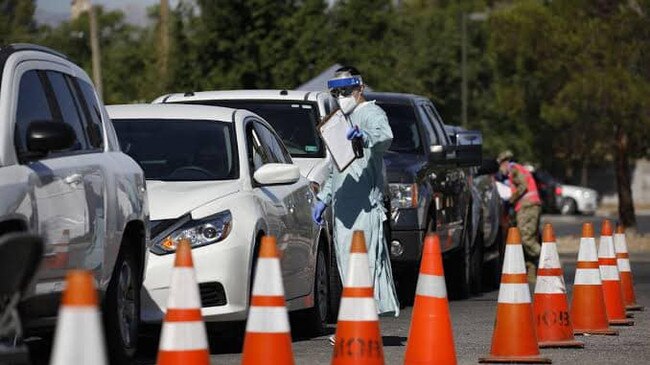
{"left": 516, "top": 203, "right": 541, "bottom": 281}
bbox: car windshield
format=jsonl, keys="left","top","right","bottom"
{"left": 113, "top": 119, "right": 238, "bottom": 181}
{"left": 374, "top": 102, "right": 422, "bottom": 153}
{"left": 184, "top": 100, "right": 324, "bottom": 158}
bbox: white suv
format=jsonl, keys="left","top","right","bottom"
{"left": 0, "top": 44, "right": 149, "bottom": 361}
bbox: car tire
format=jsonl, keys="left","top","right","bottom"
{"left": 483, "top": 226, "right": 504, "bottom": 291}
{"left": 328, "top": 246, "right": 342, "bottom": 323}
{"left": 469, "top": 231, "right": 484, "bottom": 295}
{"left": 445, "top": 227, "right": 471, "bottom": 300}
{"left": 104, "top": 246, "right": 140, "bottom": 363}
{"left": 560, "top": 198, "right": 577, "bottom": 215}
{"left": 300, "top": 248, "right": 329, "bottom": 336}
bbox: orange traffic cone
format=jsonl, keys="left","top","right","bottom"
{"left": 533, "top": 224, "right": 583, "bottom": 348}
{"left": 50, "top": 270, "right": 108, "bottom": 365}
{"left": 241, "top": 236, "right": 294, "bottom": 365}
{"left": 156, "top": 239, "right": 210, "bottom": 365}
{"left": 331, "top": 230, "right": 384, "bottom": 365}
{"left": 598, "top": 220, "right": 634, "bottom": 326}
{"left": 404, "top": 234, "right": 457, "bottom": 365}
{"left": 479, "top": 227, "right": 551, "bottom": 364}
{"left": 614, "top": 225, "right": 645, "bottom": 311}
{"left": 570, "top": 223, "right": 618, "bottom": 336}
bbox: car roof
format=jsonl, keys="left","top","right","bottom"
{"left": 106, "top": 103, "right": 238, "bottom": 123}
{"left": 155, "top": 89, "right": 326, "bottom": 104}
{"left": 365, "top": 91, "right": 428, "bottom": 104}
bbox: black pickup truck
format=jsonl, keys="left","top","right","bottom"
{"left": 366, "top": 92, "right": 497, "bottom": 299}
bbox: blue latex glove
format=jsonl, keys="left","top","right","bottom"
{"left": 346, "top": 125, "right": 364, "bottom": 140}
{"left": 312, "top": 201, "right": 327, "bottom": 226}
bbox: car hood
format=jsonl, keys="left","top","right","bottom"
{"left": 146, "top": 180, "right": 240, "bottom": 220}
{"left": 383, "top": 151, "right": 427, "bottom": 183}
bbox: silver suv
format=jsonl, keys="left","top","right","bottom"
{"left": 0, "top": 44, "right": 149, "bottom": 361}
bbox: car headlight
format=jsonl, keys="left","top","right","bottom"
{"left": 582, "top": 191, "right": 592, "bottom": 198}
{"left": 389, "top": 183, "right": 418, "bottom": 209}
{"left": 151, "top": 211, "right": 232, "bottom": 255}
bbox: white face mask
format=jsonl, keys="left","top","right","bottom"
{"left": 338, "top": 95, "right": 358, "bottom": 115}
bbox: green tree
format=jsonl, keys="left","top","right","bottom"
{"left": 0, "top": 0, "right": 36, "bottom": 44}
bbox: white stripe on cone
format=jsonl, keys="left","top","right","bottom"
{"left": 346, "top": 253, "right": 373, "bottom": 287}
{"left": 50, "top": 307, "right": 107, "bottom": 365}
{"left": 539, "top": 242, "right": 561, "bottom": 269}
{"left": 415, "top": 274, "right": 447, "bottom": 298}
{"left": 167, "top": 268, "right": 202, "bottom": 309}
{"left": 502, "top": 244, "right": 527, "bottom": 274}
{"left": 159, "top": 322, "right": 209, "bottom": 351}
{"left": 578, "top": 237, "right": 598, "bottom": 261}
{"left": 600, "top": 265, "right": 620, "bottom": 281}
{"left": 574, "top": 268, "right": 602, "bottom": 285}
{"left": 338, "top": 297, "right": 379, "bottom": 321}
{"left": 598, "top": 236, "right": 616, "bottom": 258}
{"left": 614, "top": 233, "right": 628, "bottom": 254}
{"left": 498, "top": 283, "right": 531, "bottom": 304}
{"left": 617, "top": 259, "right": 631, "bottom": 272}
{"left": 246, "top": 307, "right": 291, "bottom": 333}
{"left": 534, "top": 276, "right": 566, "bottom": 294}
{"left": 251, "top": 258, "right": 284, "bottom": 296}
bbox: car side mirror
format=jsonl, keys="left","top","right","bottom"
{"left": 25, "top": 121, "right": 76, "bottom": 158}
{"left": 253, "top": 163, "right": 301, "bottom": 186}
{"left": 453, "top": 130, "right": 483, "bottom": 167}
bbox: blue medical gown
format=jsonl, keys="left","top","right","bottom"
{"left": 317, "top": 101, "right": 400, "bottom": 316}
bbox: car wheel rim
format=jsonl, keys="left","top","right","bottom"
{"left": 117, "top": 261, "right": 136, "bottom": 349}
{"left": 317, "top": 254, "right": 328, "bottom": 321}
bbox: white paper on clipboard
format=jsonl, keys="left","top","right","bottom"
{"left": 496, "top": 181, "right": 512, "bottom": 200}
{"left": 318, "top": 111, "right": 356, "bottom": 172}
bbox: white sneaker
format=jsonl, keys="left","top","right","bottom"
{"left": 329, "top": 335, "right": 336, "bottom": 346}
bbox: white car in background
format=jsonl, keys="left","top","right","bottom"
{"left": 557, "top": 184, "right": 598, "bottom": 215}
{"left": 107, "top": 104, "right": 331, "bottom": 333}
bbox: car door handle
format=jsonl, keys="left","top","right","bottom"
{"left": 64, "top": 174, "right": 83, "bottom": 185}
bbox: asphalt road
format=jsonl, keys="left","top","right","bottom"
{"left": 541, "top": 212, "right": 650, "bottom": 236}
{"left": 27, "top": 214, "right": 650, "bottom": 364}
{"left": 131, "top": 254, "right": 650, "bottom": 364}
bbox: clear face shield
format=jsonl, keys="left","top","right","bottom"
{"left": 327, "top": 75, "right": 364, "bottom": 114}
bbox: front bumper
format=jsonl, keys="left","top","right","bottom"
{"left": 141, "top": 232, "right": 250, "bottom": 323}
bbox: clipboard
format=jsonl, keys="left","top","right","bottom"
{"left": 317, "top": 110, "right": 356, "bottom": 172}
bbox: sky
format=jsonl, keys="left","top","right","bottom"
{"left": 35, "top": 0, "right": 179, "bottom": 25}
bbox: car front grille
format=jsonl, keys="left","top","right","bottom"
{"left": 199, "top": 282, "right": 227, "bottom": 307}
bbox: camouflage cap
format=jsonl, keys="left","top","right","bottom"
{"left": 496, "top": 150, "right": 514, "bottom": 163}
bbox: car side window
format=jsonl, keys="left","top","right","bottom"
{"left": 44, "top": 71, "right": 89, "bottom": 151}
{"left": 246, "top": 123, "right": 270, "bottom": 173}
{"left": 416, "top": 104, "right": 439, "bottom": 146}
{"left": 254, "top": 122, "right": 292, "bottom": 164}
{"left": 14, "top": 70, "right": 54, "bottom": 156}
{"left": 423, "top": 103, "right": 450, "bottom": 145}
{"left": 75, "top": 79, "right": 104, "bottom": 148}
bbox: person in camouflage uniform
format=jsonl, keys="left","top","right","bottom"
{"left": 497, "top": 151, "right": 542, "bottom": 283}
